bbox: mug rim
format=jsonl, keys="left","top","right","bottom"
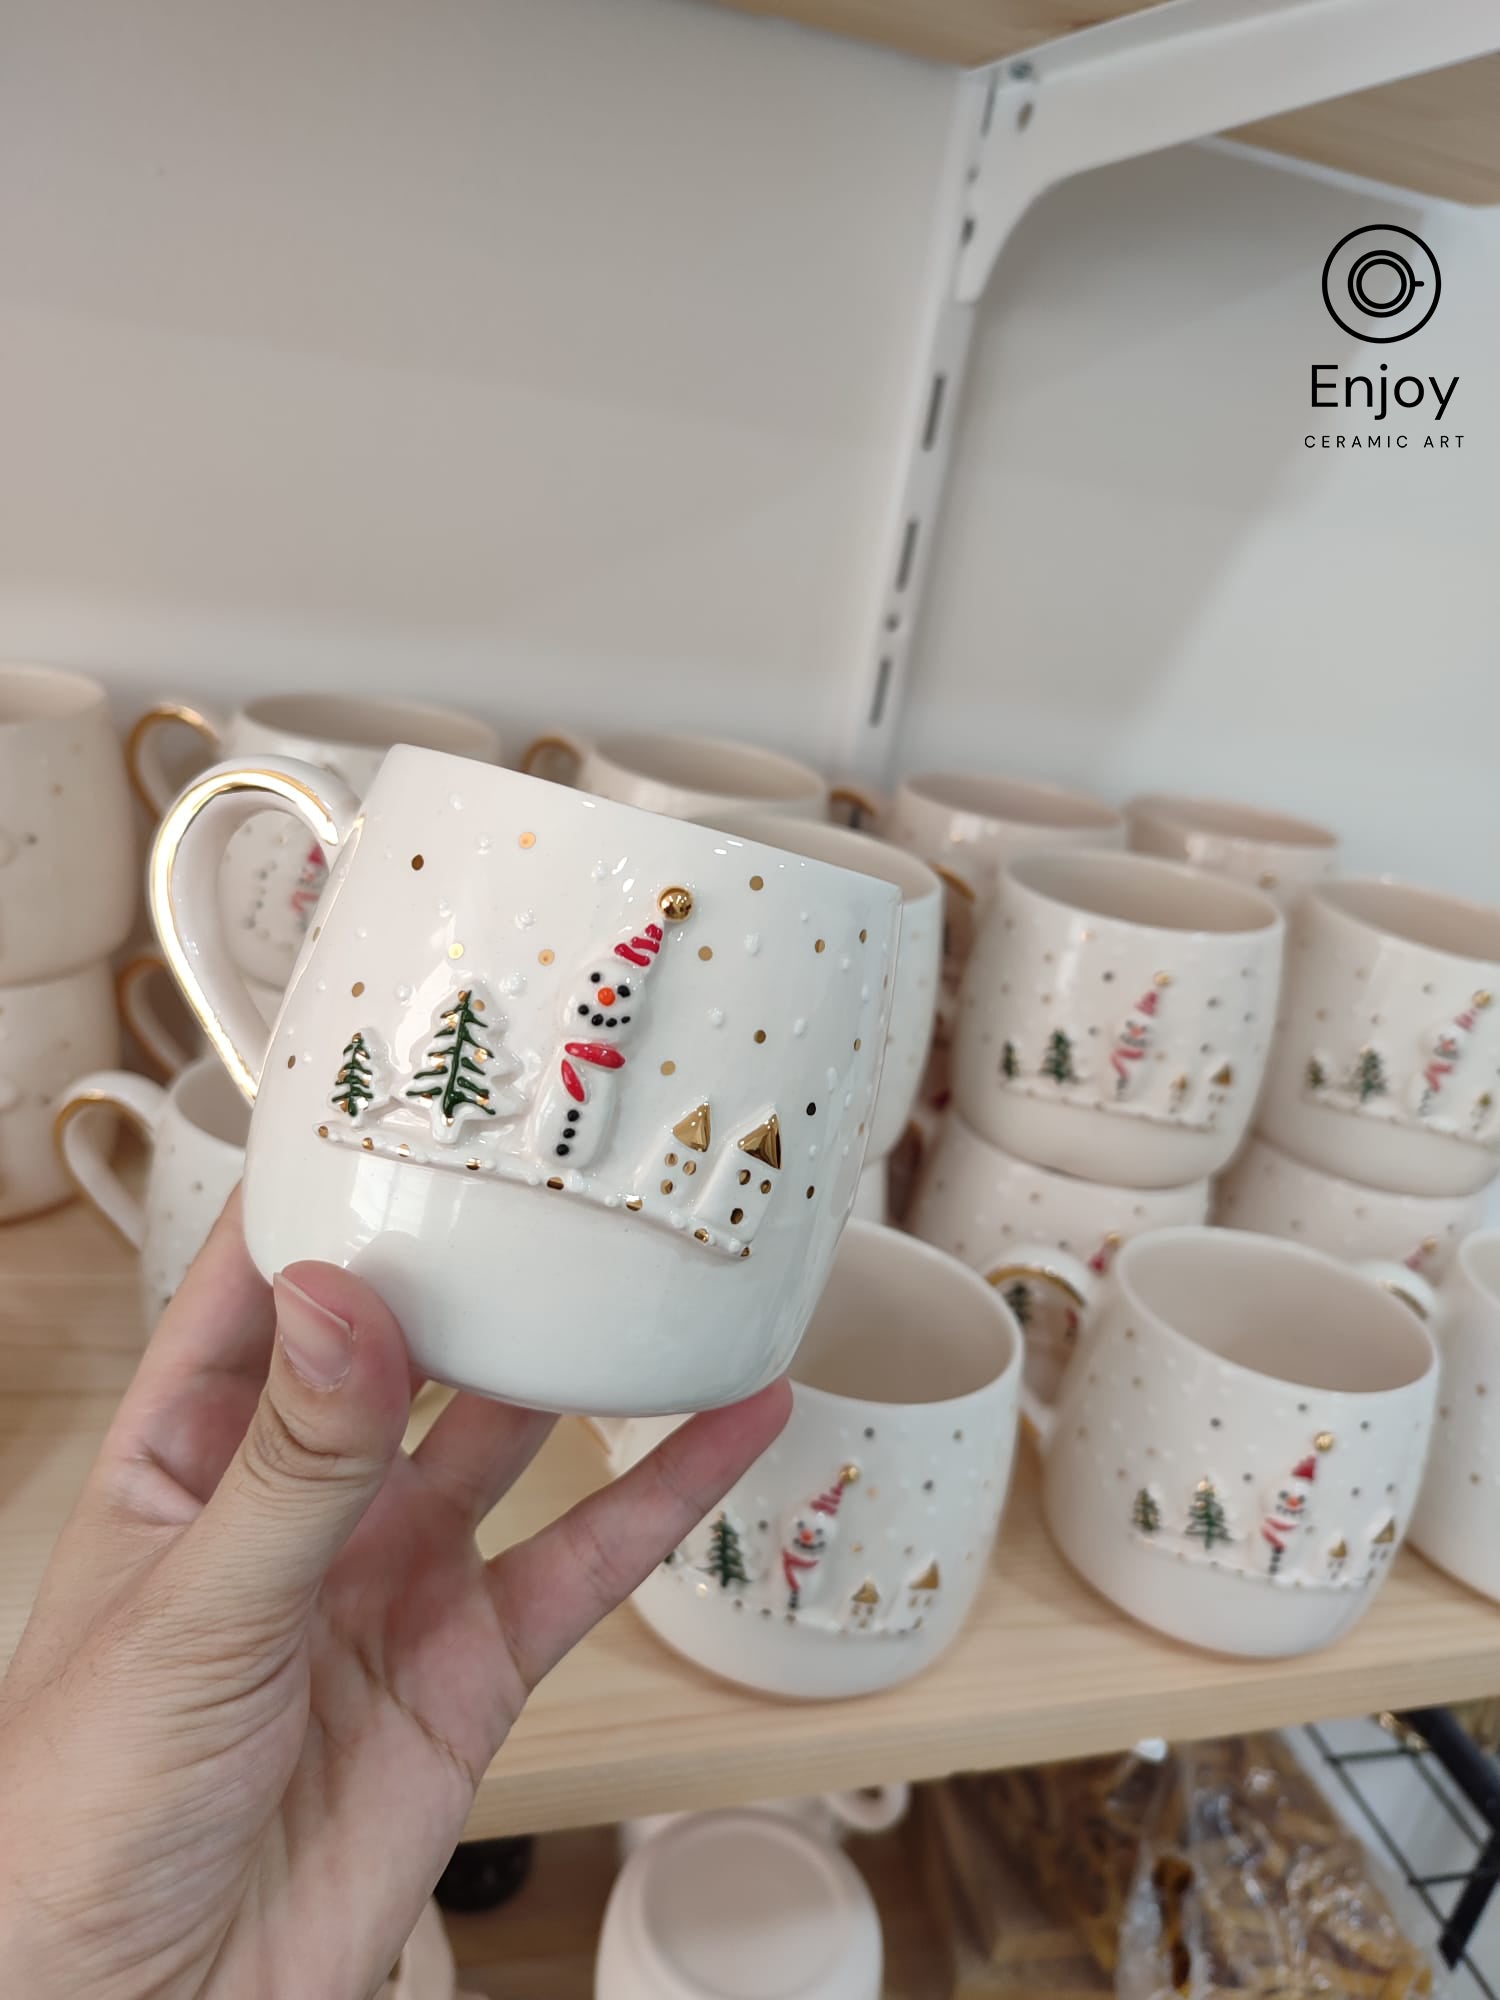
{"left": 239, "top": 691, "right": 500, "bottom": 761}
{"left": 1308, "top": 875, "right": 1500, "bottom": 969}
{"left": 1127, "top": 791, "right": 1338, "bottom": 853}
{"left": 702, "top": 810, "right": 942, "bottom": 908}
{"left": 790, "top": 1219, "right": 1022, "bottom": 1414}
{"left": 372, "top": 745, "right": 895, "bottom": 909}
{"left": 1115, "top": 1224, "right": 1437, "bottom": 1399}
{"left": 592, "top": 730, "right": 825, "bottom": 805}
{"left": 0, "top": 661, "right": 108, "bottom": 731}
{"left": 901, "top": 768, "right": 1122, "bottom": 833}
{"left": 1006, "top": 846, "right": 1281, "bottom": 938}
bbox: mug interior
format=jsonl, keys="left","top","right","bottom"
{"left": 1315, "top": 878, "right": 1500, "bottom": 962}
{"left": 242, "top": 693, "right": 498, "bottom": 760}
{"left": 906, "top": 769, "right": 1120, "bottom": 832}
{"left": 174, "top": 1058, "right": 252, "bottom": 1151}
{"left": 597, "top": 730, "right": 822, "bottom": 803}
{"left": 705, "top": 810, "right": 939, "bottom": 907}
{"left": 0, "top": 662, "right": 105, "bottom": 726}
{"left": 1009, "top": 847, "right": 1279, "bottom": 935}
{"left": 1130, "top": 792, "right": 1337, "bottom": 851}
{"left": 1121, "top": 1228, "right": 1433, "bottom": 1393}
{"left": 792, "top": 1222, "right": 1017, "bottom": 1405}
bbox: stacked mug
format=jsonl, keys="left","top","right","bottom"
{"left": 1214, "top": 869, "right": 1500, "bottom": 1610}
{"left": 1, "top": 664, "right": 135, "bottom": 1222}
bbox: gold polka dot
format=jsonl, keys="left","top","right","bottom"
{"left": 760, "top": 1179, "right": 772, "bottom": 1194}
{"left": 472, "top": 997, "right": 485, "bottom": 1012}
{"left": 547, "top": 1176, "right": 564, "bottom": 1190}
{"left": 625, "top": 1196, "right": 643, "bottom": 1211}
{"left": 738, "top": 1168, "right": 751, "bottom": 1185}
{"left": 449, "top": 943, "right": 464, "bottom": 959}
{"left": 519, "top": 831, "right": 536, "bottom": 849}
{"left": 741, "top": 1246, "right": 751, "bottom": 1259}
{"left": 661, "top": 1060, "right": 676, "bottom": 1075}
{"left": 806, "top": 1185, "right": 815, "bottom": 1199}
{"left": 859, "top": 928, "right": 868, "bottom": 943}
{"left": 410, "top": 855, "right": 424, "bottom": 870}
{"left": 666, "top": 1152, "right": 679, "bottom": 1166}
{"left": 698, "top": 946, "right": 713, "bottom": 961}
{"left": 815, "top": 939, "right": 826, "bottom": 953}
{"left": 694, "top": 1228, "right": 709, "bottom": 1242}
{"left": 286, "top": 1055, "right": 296, "bottom": 1069}
{"left": 465, "top": 1159, "right": 480, "bottom": 1172}
{"left": 351, "top": 980, "right": 365, "bottom": 997}
{"left": 749, "top": 874, "right": 764, "bottom": 891}
{"left": 684, "top": 1160, "right": 697, "bottom": 1176}
{"left": 661, "top": 1179, "right": 674, "bottom": 1194}
{"left": 731, "top": 1207, "right": 745, "bottom": 1224}
{"left": 317, "top": 1124, "right": 329, "bottom": 1138}
{"left": 361, "top": 1136, "right": 374, "bottom": 1151}
{"left": 1315, "top": 1431, "right": 1335, "bottom": 1452}
{"left": 853, "top": 1037, "right": 862, "bottom": 1051}
{"left": 754, "top": 1029, "right": 766, "bottom": 1044}
{"left": 538, "top": 948, "right": 554, "bottom": 965}
{"left": 312, "top": 925, "right": 322, "bottom": 940}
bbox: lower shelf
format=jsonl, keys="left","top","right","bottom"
{"left": 3, "top": 1200, "right": 1498, "bottom": 1840}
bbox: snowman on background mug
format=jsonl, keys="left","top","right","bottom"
{"left": 780, "top": 1469, "right": 855, "bottom": 1612}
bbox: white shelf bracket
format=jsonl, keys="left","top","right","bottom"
{"left": 839, "top": 0, "right": 1500, "bottom": 786}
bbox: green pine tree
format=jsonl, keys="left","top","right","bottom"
{"left": 1131, "top": 1487, "right": 1161, "bottom": 1535}
{"left": 1040, "top": 1029, "right": 1077, "bottom": 1085}
{"left": 331, "top": 1032, "right": 375, "bottom": 1120}
{"left": 1353, "top": 1047, "right": 1387, "bottom": 1102}
{"left": 407, "top": 989, "right": 521, "bottom": 1130}
{"left": 1185, "top": 1480, "right": 1231, "bottom": 1550}
{"left": 1305, "top": 1056, "right": 1326, "bottom": 1091}
{"left": 1004, "top": 1280, "right": 1032, "bottom": 1329}
{"left": 703, "top": 1513, "right": 749, "bottom": 1589}
{"left": 1001, "top": 1039, "right": 1020, "bottom": 1080}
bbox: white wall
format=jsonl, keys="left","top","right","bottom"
{"left": 1, "top": 0, "right": 1495, "bottom": 899}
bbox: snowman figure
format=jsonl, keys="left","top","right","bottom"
{"left": 1418, "top": 1002, "right": 1482, "bottom": 1115}
{"left": 1262, "top": 1452, "right": 1317, "bottom": 1577}
{"left": 529, "top": 920, "right": 664, "bottom": 1171}
{"left": 781, "top": 1469, "right": 855, "bottom": 1611}
{"left": 1109, "top": 985, "right": 1163, "bottom": 1098}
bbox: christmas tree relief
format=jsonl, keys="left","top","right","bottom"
{"left": 1040, "top": 1029, "right": 1078, "bottom": 1085}
{"left": 1184, "top": 1479, "right": 1231, "bottom": 1551}
{"left": 407, "top": 988, "right": 525, "bottom": 1142}
{"left": 1131, "top": 1486, "right": 1162, "bottom": 1535}
{"left": 702, "top": 1513, "right": 750, "bottom": 1590}
{"left": 1000, "top": 1039, "right": 1020, "bottom": 1080}
{"left": 330, "top": 1030, "right": 380, "bottom": 1122}
{"left": 1351, "top": 1046, "right": 1388, "bottom": 1103}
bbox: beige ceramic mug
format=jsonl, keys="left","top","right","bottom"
{"left": 521, "top": 729, "right": 835, "bottom": 821}
{"left": 1258, "top": 878, "right": 1500, "bottom": 1197}
{"left": 0, "top": 663, "right": 137, "bottom": 985}
{"left": 1213, "top": 1134, "right": 1487, "bottom": 1284}
{"left": 953, "top": 849, "right": 1284, "bottom": 1188}
{"left": 906, "top": 1113, "right": 1210, "bottom": 1401}
{"left": 1409, "top": 1229, "right": 1500, "bottom": 1605}
{"left": 55, "top": 1056, "right": 248, "bottom": 1317}
{"left": 1, "top": 961, "right": 120, "bottom": 1222}
{"left": 129, "top": 692, "right": 502, "bottom": 991}
{"left": 1027, "top": 1227, "right": 1438, "bottom": 1658}
{"left": 1126, "top": 794, "right": 1340, "bottom": 913}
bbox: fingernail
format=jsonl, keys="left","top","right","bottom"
{"left": 274, "top": 1273, "right": 353, "bottom": 1390}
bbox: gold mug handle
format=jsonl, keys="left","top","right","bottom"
{"left": 125, "top": 701, "right": 224, "bottom": 816}
{"left": 148, "top": 757, "right": 360, "bottom": 1103}
{"left": 984, "top": 1241, "right": 1099, "bottom": 1443}
{"left": 519, "top": 733, "right": 585, "bottom": 782}
{"left": 828, "top": 785, "right": 882, "bottom": 830}
{"left": 53, "top": 1070, "right": 167, "bottom": 1248}
{"left": 1355, "top": 1259, "right": 1437, "bottom": 1322}
{"left": 114, "top": 951, "right": 196, "bottom": 1080}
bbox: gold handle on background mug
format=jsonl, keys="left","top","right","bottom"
{"left": 519, "top": 732, "right": 584, "bottom": 782}
{"left": 125, "top": 702, "right": 224, "bottom": 816}
{"left": 984, "top": 1240, "right": 1099, "bottom": 1442}
{"left": 115, "top": 951, "right": 195, "bottom": 1080}
{"left": 53, "top": 1071, "right": 168, "bottom": 1248}
{"left": 148, "top": 758, "right": 361, "bottom": 1103}
{"left": 1354, "top": 1258, "right": 1437, "bottom": 1323}
{"left": 828, "top": 785, "right": 882, "bottom": 830}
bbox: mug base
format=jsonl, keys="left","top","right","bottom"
{"left": 980, "top": 1094, "right": 1239, "bottom": 1190}
{"left": 1258, "top": 1104, "right": 1499, "bottom": 1198}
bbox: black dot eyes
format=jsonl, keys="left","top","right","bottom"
{"left": 591, "top": 972, "right": 601, "bottom": 983}
{"left": 806, "top": 1101, "right": 817, "bottom": 1116}
{"left": 577, "top": 1004, "right": 589, "bottom": 1016}
{"left": 617, "top": 984, "right": 631, "bottom": 998}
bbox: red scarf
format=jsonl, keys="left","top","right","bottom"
{"left": 561, "top": 1042, "right": 627, "bottom": 1103}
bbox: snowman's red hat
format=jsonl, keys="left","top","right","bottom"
{"left": 811, "top": 1479, "right": 847, "bottom": 1518}
{"left": 1292, "top": 1455, "right": 1317, "bottom": 1483}
{"left": 1136, "top": 989, "right": 1160, "bottom": 1017}
{"left": 615, "top": 921, "right": 664, "bottom": 970}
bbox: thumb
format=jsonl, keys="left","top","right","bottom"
{"left": 178, "top": 1264, "right": 413, "bottom": 1641}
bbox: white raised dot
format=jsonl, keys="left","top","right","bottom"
{"left": 591, "top": 859, "right": 608, "bottom": 880}
{"left": 437, "top": 898, "right": 452, "bottom": 918}
{"left": 793, "top": 1017, "right": 807, "bottom": 1037}
{"left": 450, "top": 793, "right": 464, "bottom": 811}
{"left": 515, "top": 910, "right": 535, "bottom": 930}
{"left": 497, "top": 971, "right": 525, "bottom": 996}
{"left": 396, "top": 983, "right": 413, "bottom": 1002}
{"left": 826, "top": 1067, "right": 838, "bottom": 1089}
{"left": 840, "top": 955, "right": 851, "bottom": 971}
{"left": 477, "top": 833, "right": 493, "bottom": 853}
{"left": 745, "top": 934, "right": 761, "bottom": 955}
{"left": 709, "top": 1007, "right": 725, "bottom": 1027}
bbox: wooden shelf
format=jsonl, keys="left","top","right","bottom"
{"left": 4, "top": 1201, "right": 1499, "bottom": 1841}
{"left": 711, "top": 3, "right": 1500, "bottom": 206}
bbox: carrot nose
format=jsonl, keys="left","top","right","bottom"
{"left": 597, "top": 985, "right": 616, "bottom": 1007}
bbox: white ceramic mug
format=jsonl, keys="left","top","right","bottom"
{"left": 55, "top": 1056, "right": 248, "bottom": 1316}
{"left": 599, "top": 1221, "right": 1022, "bottom": 1698}
{"left": 129, "top": 693, "right": 502, "bottom": 991}
{"left": 1409, "top": 1230, "right": 1500, "bottom": 1605}
{"left": 849, "top": 1156, "right": 888, "bottom": 1224}
{"left": 1, "top": 960, "right": 120, "bottom": 1223}
{"left": 150, "top": 748, "right": 900, "bottom": 1414}
{"left": 907, "top": 1113, "right": 1210, "bottom": 1402}
{"left": 873, "top": 771, "right": 1125, "bottom": 1001}
{"left": 619, "top": 1785, "right": 910, "bottom": 1858}
{"left": 116, "top": 949, "right": 282, "bottom": 1079}
{"left": 1214, "top": 1134, "right": 1487, "bottom": 1284}
{"left": 1259, "top": 878, "right": 1500, "bottom": 1198}
{"left": 1027, "top": 1227, "right": 1438, "bottom": 1658}
{"left": 521, "top": 729, "right": 834, "bottom": 822}
{"left": 703, "top": 812, "right": 941, "bottom": 1164}
{"left": 597, "top": 1811, "right": 883, "bottom": 2000}
{"left": 1126, "top": 794, "right": 1340, "bottom": 913}
{"left": 0, "top": 663, "right": 137, "bottom": 985}
{"left": 953, "top": 849, "right": 1284, "bottom": 1188}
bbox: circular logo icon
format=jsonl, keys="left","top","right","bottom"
{"left": 1322, "top": 225, "right": 1440, "bottom": 343}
